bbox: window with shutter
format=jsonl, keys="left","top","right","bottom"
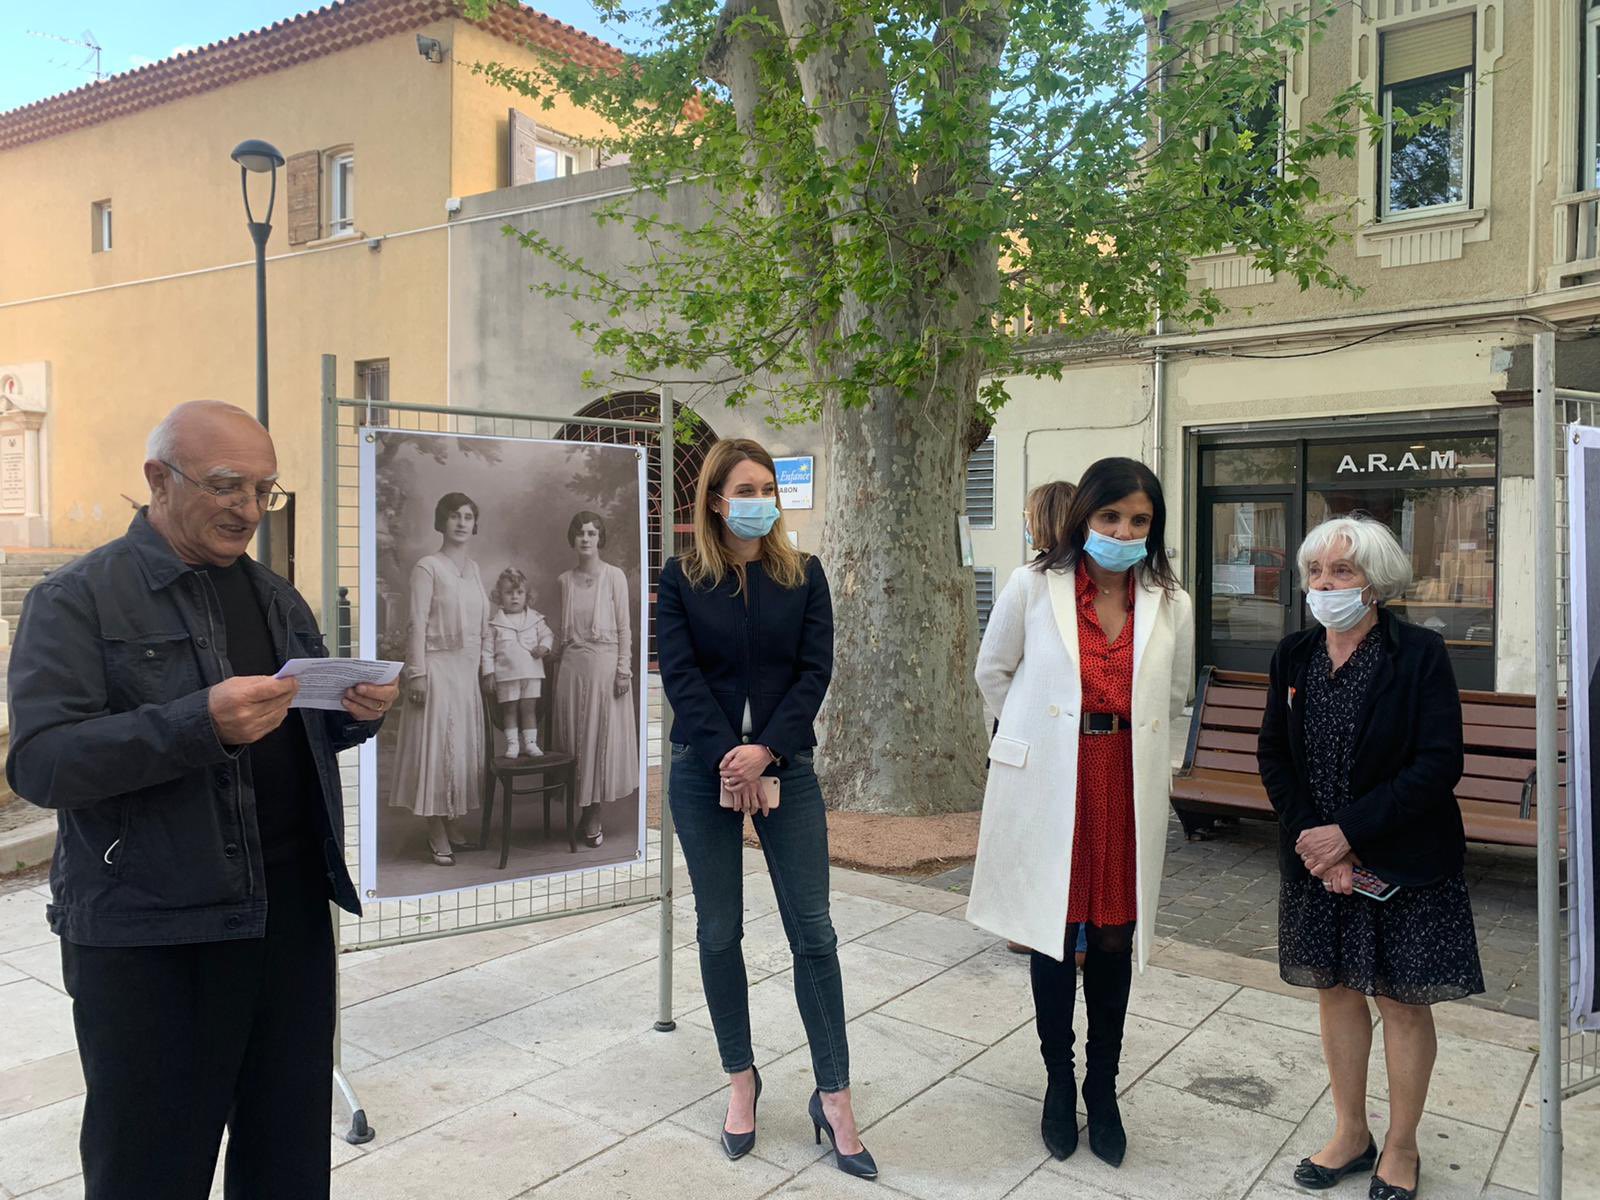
{"left": 285, "top": 151, "right": 322, "bottom": 245}
{"left": 1379, "top": 15, "right": 1474, "bottom": 216}
{"left": 91, "top": 200, "right": 112, "bottom": 253}
{"left": 965, "top": 437, "right": 996, "bottom": 529}
{"left": 329, "top": 152, "right": 355, "bottom": 236}
{"left": 974, "top": 568, "right": 997, "bottom": 636}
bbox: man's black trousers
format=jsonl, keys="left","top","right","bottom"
{"left": 61, "top": 857, "right": 336, "bottom": 1200}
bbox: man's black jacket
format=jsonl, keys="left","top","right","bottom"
{"left": 6, "top": 510, "right": 381, "bottom": 946}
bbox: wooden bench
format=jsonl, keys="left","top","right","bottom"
{"left": 1170, "top": 667, "right": 1565, "bottom": 848}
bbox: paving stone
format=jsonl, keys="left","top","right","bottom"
{"left": 1147, "top": 1010, "right": 1328, "bottom": 1123}
{"left": 343, "top": 1027, "right": 562, "bottom": 1149}
{"left": 877, "top": 946, "right": 1034, "bottom": 1046}
{"left": 1491, "top": 1061, "right": 1600, "bottom": 1197}
{"left": 0, "top": 980, "right": 75, "bottom": 1073}
{"left": 0, "top": 1050, "right": 83, "bottom": 1121}
{"left": 830, "top": 1075, "right": 1046, "bottom": 1200}
{"left": 0, "top": 1094, "right": 82, "bottom": 1196}
{"left": 855, "top": 911, "right": 999, "bottom": 967}
{"left": 1368, "top": 1025, "right": 1532, "bottom": 1133}
{"left": 517, "top": 1121, "right": 786, "bottom": 1200}
{"left": 1043, "top": 1079, "right": 1296, "bottom": 1200}
{"left": 333, "top": 1087, "right": 621, "bottom": 1199}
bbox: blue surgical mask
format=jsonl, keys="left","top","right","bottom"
{"left": 1083, "top": 528, "right": 1149, "bottom": 573}
{"left": 720, "top": 495, "right": 780, "bottom": 540}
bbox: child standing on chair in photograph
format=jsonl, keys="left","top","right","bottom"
{"left": 484, "top": 567, "right": 554, "bottom": 758}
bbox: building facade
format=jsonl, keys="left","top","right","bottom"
{"left": 4, "top": 0, "right": 1598, "bottom": 700}
{"left": 972, "top": 0, "right": 1600, "bottom": 695}
{"left": 0, "top": 0, "right": 624, "bottom": 601}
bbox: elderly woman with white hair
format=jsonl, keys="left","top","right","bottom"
{"left": 1258, "top": 516, "right": 1483, "bottom": 1200}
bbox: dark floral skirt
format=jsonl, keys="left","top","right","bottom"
{"left": 1278, "top": 872, "right": 1485, "bottom": 1005}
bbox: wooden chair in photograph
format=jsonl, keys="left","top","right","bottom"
{"left": 479, "top": 666, "right": 578, "bottom": 867}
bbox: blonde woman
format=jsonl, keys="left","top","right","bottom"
{"left": 657, "top": 439, "right": 874, "bottom": 1179}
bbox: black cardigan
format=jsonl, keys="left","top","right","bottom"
{"left": 656, "top": 554, "right": 833, "bottom": 773}
{"left": 1256, "top": 608, "right": 1466, "bottom": 887}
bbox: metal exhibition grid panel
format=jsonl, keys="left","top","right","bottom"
{"left": 1534, "top": 331, "right": 1600, "bottom": 1199}
{"left": 1552, "top": 375, "right": 1600, "bottom": 1103}
{"left": 317, "top": 357, "right": 676, "bottom": 960}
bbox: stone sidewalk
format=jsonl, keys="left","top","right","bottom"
{"left": 1, "top": 847, "right": 1594, "bottom": 1200}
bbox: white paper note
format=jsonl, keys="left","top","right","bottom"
{"left": 274, "top": 658, "right": 404, "bottom": 711}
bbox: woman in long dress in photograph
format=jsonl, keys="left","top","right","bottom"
{"left": 552, "top": 509, "right": 639, "bottom": 848}
{"left": 390, "top": 491, "right": 492, "bottom": 866}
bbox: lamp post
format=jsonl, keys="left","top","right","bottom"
{"left": 231, "top": 138, "right": 284, "bottom": 570}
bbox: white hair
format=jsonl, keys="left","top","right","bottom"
{"left": 1296, "top": 516, "right": 1413, "bottom": 602}
{"left": 145, "top": 400, "right": 251, "bottom": 466}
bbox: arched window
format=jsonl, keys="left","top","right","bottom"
{"left": 557, "top": 394, "right": 718, "bottom": 667}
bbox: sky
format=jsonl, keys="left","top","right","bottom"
{"left": 0, "top": 0, "right": 634, "bottom": 114}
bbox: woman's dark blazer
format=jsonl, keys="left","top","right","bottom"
{"left": 657, "top": 553, "right": 833, "bottom": 773}
{"left": 1256, "top": 608, "right": 1466, "bottom": 887}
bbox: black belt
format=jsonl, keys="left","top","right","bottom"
{"left": 1081, "top": 712, "right": 1129, "bottom": 735}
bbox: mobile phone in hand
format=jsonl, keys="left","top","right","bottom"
{"left": 1350, "top": 867, "right": 1399, "bottom": 901}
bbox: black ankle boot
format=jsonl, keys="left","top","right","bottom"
{"left": 1041, "top": 1072, "right": 1079, "bottom": 1160}
{"left": 1029, "top": 948, "right": 1079, "bottom": 1161}
{"left": 1081, "top": 941, "right": 1132, "bottom": 1168}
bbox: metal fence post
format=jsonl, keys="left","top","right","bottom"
{"left": 656, "top": 386, "right": 678, "bottom": 1033}
{"left": 1535, "top": 330, "right": 1563, "bottom": 1199}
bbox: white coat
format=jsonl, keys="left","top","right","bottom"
{"left": 966, "top": 563, "right": 1194, "bottom": 971}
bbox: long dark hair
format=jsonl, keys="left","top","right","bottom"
{"left": 1033, "top": 457, "right": 1179, "bottom": 592}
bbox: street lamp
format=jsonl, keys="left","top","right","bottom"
{"left": 231, "top": 137, "right": 284, "bottom": 570}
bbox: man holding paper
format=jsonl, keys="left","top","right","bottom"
{"left": 5, "top": 400, "right": 398, "bottom": 1200}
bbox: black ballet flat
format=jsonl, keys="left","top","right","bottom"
{"left": 720, "top": 1066, "right": 762, "bottom": 1161}
{"left": 1368, "top": 1155, "right": 1420, "bottom": 1200}
{"left": 1293, "top": 1139, "right": 1377, "bottom": 1190}
{"left": 809, "top": 1089, "right": 878, "bottom": 1179}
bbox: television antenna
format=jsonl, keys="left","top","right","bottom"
{"left": 26, "top": 29, "right": 107, "bottom": 82}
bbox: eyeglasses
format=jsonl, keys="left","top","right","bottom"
{"left": 162, "top": 462, "right": 290, "bottom": 512}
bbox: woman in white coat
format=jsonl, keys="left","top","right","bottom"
{"left": 969, "top": 457, "right": 1193, "bottom": 1169}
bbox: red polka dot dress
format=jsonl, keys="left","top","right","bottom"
{"left": 1066, "top": 559, "right": 1138, "bottom": 927}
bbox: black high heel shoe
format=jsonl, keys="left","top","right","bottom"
{"left": 809, "top": 1089, "right": 878, "bottom": 1179}
{"left": 720, "top": 1066, "right": 762, "bottom": 1161}
{"left": 1293, "top": 1138, "right": 1377, "bottom": 1190}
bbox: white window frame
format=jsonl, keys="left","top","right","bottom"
{"left": 329, "top": 152, "right": 355, "bottom": 237}
{"left": 1379, "top": 65, "right": 1474, "bottom": 219}
{"left": 1587, "top": 4, "right": 1600, "bottom": 191}
{"left": 533, "top": 141, "right": 584, "bottom": 182}
{"left": 92, "top": 200, "right": 112, "bottom": 253}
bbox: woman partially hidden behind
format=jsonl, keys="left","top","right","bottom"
{"left": 1259, "top": 516, "right": 1483, "bottom": 1200}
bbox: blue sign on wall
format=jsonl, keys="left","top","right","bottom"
{"left": 774, "top": 455, "right": 814, "bottom": 510}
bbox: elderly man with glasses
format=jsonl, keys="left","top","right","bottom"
{"left": 5, "top": 400, "right": 398, "bottom": 1200}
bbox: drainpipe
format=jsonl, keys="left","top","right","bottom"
{"left": 1152, "top": 13, "right": 1170, "bottom": 521}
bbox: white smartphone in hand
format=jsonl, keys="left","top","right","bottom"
{"left": 719, "top": 776, "right": 780, "bottom": 811}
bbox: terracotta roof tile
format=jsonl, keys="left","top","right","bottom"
{"left": 0, "top": 0, "right": 624, "bottom": 151}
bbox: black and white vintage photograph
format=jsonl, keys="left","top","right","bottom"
{"left": 1571, "top": 427, "right": 1600, "bottom": 1032}
{"left": 358, "top": 429, "right": 648, "bottom": 900}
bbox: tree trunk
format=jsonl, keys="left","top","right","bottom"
{"left": 814, "top": 357, "right": 990, "bottom": 815}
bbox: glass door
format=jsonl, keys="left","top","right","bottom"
{"left": 1200, "top": 495, "right": 1296, "bottom": 674}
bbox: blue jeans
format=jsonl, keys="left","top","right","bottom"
{"left": 668, "top": 744, "right": 850, "bottom": 1091}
